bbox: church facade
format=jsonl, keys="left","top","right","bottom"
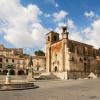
{"left": 46, "top": 27, "right": 100, "bottom": 79}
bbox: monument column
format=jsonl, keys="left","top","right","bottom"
{"left": 27, "top": 56, "right": 34, "bottom": 81}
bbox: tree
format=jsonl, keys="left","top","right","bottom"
{"left": 34, "top": 50, "right": 45, "bottom": 56}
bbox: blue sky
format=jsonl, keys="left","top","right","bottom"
{"left": 0, "top": 0, "right": 100, "bottom": 54}
{"left": 20, "top": 0, "right": 100, "bottom": 27}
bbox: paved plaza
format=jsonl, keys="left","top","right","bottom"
{"left": 0, "top": 79, "right": 100, "bottom": 100}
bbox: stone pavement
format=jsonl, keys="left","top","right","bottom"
{"left": 0, "top": 79, "right": 100, "bottom": 100}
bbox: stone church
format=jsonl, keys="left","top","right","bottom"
{"left": 46, "top": 26, "right": 100, "bottom": 79}
{"left": 0, "top": 26, "right": 100, "bottom": 80}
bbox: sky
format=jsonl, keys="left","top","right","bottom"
{"left": 0, "top": 0, "right": 100, "bottom": 55}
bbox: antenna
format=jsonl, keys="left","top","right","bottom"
{"left": 66, "top": 15, "right": 69, "bottom": 30}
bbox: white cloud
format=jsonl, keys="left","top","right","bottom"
{"left": 67, "top": 19, "right": 82, "bottom": 42}
{"left": 31, "top": 23, "right": 48, "bottom": 46}
{"left": 55, "top": 19, "right": 82, "bottom": 42}
{"left": 67, "top": 19, "right": 76, "bottom": 30}
{"left": 84, "top": 11, "right": 95, "bottom": 18}
{"left": 0, "top": 0, "right": 48, "bottom": 48}
{"left": 55, "top": 19, "right": 76, "bottom": 33}
{"left": 82, "top": 19, "right": 100, "bottom": 48}
{"left": 53, "top": 10, "right": 68, "bottom": 22}
{"left": 54, "top": 14, "right": 100, "bottom": 49}
{"left": 46, "top": 0, "right": 59, "bottom": 8}
{"left": 55, "top": 22, "right": 66, "bottom": 38}
{"left": 66, "top": 18, "right": 100, "bottom": 48}
{"left": 82, "top": 27, "right": 91, "bottom": 39}
{"left": 0, "top": 0, "right": 99, "bottom": 52}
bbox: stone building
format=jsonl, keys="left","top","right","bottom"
{"left": 0, "top": 45, "right": 25, "bottom": 75}
{"left": 0, "top": 45, "right": 46, "bottom": 75}
{"left": 0, "top": 56, "right": 27, "bottom": 75}
{"left": 46, "top": 27, "right": 100, "bottom": 79}
{"left": 25, "top": 56, "right": 46, "bottom": 73}
{"left": 0, "top": 27, "right": 100, "bottom": 79}
{"left": 0, "top": 45, "right": 23, "bottom": 57}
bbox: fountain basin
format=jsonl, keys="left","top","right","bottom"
{"left": 0, "top": 82, "right": 38, "bottom": 91}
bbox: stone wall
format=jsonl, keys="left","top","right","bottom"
{"left": 67, "top": 71, "right": 90, "bottom": 79}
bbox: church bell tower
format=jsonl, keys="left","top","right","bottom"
{"left": 46, "top": 31, "right": 59, "bottom": 72}
{"left": 61, "top": 26, "right": 69, "bottom": 39}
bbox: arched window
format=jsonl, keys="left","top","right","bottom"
{"left": 48, "top": 36, "right": 50, "bottom": 41}
{"left": 55, "top": 66, "right": 57, "bottom": 72}
{"left": 69, "top": 43, "right": 75, "bottom": 52}
{"left": 37, "top": 65, "right": 40, "bottom": 71}
{"left": 9, "top": 69, "right": 15, "bottom": 75}
{"left": 12, "top": 59, "right": 14, "bottom": 63}
{"left": 80, "top": 58, "right": 83, "bottom": 62}
{"left": 0, "top": 58, "right": 2, "bottom": 62}
{"left": 2, "top": 70, "right": 8, "bottom": 75}
{"left": 69, "top": 56, "right": 75, "bottom": 61}
{"left": 18, "top": 70, "right": 25, "bottom": 75}
{"left": 6, "top": 59, "right": 8, "bottom": 62}
{"left": 54, "top": 36, "right": 57, "bottom": 41}
{"left": 0, "top": 70, "right": 2, "bottom": 75}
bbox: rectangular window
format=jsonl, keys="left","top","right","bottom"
{"left": 12, "top": 59, "right": 14, "bottom": 63}
{"left": 0, "top": 64, "right": 2, "bottom": 68}
{"left": 0, "top": 58, "right": 2, "bottom": 62}
{"left": 6, "top": 59, "right": 8, "bottom": 62}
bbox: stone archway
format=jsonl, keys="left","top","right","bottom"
{"left": 53, "top": 61, "right": 59, "bottom": 72}
{"left": 2, "top": 69, "right": 8, "bottom": 75}
{"left": 36, "top": 65, "right": 40, "bottom": 71}
{"left": 54, "top": 66, "right": 58, "bottom": 72}
{"left": 9, "top": 69, "right": 15, "bottom": 75}
{"left": 0, "top": 70, "right": 1, "bottom": 75}
{"left": 18, "top": 70, "right": 25, "bottom": 75}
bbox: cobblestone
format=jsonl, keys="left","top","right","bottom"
{"left": 0, "top": 79, "right": 100, "bottom": 100}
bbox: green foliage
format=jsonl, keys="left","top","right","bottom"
{"left": 34, "top": 50, "right": 45, "bottom": 56}
{"left": 6, "top": 64, "right": 14, "bottom": 68}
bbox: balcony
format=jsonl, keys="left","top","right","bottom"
{"left": 5, "top": 64, "right": 15, "bottom": 69}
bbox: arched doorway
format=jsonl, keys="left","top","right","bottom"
{"left": 54, "top": 66, "right": 58, "bottom": 72}
{"left": 2, "top": 69, "right": 8, "bottom": 75}
{"left": 18, "top": 70, "right": 25, "bottom": 75}
{"left": 0, "top": 70, "right": 1, "bottom": 75}
{"left": 84, "top": 63, "right": 87, "bottom": 72}
{"left": 9, "top": 69, "right": 15, "bottom": 75}
{"left": 36, "top": 66, "right": 40, "bottom": 71}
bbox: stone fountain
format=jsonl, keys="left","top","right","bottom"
{"left": 0, "top": 57, "right": 38, "bottom": 91}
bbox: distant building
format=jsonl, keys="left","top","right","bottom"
{"left": 0, "top": 45, "right": 46, "bottom": 75}
{"left": 46, "top": 26, "right": 100, "bottom": 79}
{"left": 0, "top": 45, "right": 28, "bottom": 75}
{"left": 0, "top": 44, "right": 23, "bottom": 56}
